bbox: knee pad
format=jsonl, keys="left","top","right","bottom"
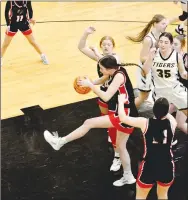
{"left": 179, "top": 11, "right": 188, "bottom": 21}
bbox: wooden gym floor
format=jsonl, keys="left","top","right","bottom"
{"left": 1, "top": 2, "right": 181, "bottom": 119}
{"left": 1, "top": 2, "right": 188, "bottom": 200}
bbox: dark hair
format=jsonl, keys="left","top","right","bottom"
{"left": 99, "top": 55, "right": 125, "bottom": 69}
{"left": 153, "top": 97, "right": 169, "bottom": 119}
{"left": 174, "top": 34, "right": 186, "bottom": 48}
{"left": 159, "top": 32, "right": 173, "bottom": 44}
{"left": 100, "top": 36, "right": 116, "bottom": 47}
{"left": 127, "top": 14, "right": 165, "bottom": 43}
{"left": 152, "top": 98, "right": 170, "bottom": 144}
{"left": 98, "top": 55, "right": 144, "bottom": 73}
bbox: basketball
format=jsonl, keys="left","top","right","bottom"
{"left": 73, "top": 77, "right": 91, "bottom": 94}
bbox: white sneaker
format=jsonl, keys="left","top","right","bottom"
{"left": 41, "top": 54, "right": 49, "bottom": 65}
{"left": 110, "top": 157, "right": 121, "bottom": 172}
{"left": 44, "top": 130, "right": 65, "bottom": 150}
{"left": 113, "top": 172, "right": 136, "bottom": 187}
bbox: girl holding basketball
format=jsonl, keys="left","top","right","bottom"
{"left": 44, "top": 55, "right": 139, "bottom": 186}
{"left": 78, "top": 26, "right": 121, "bottom": 173}
{"left": 1, "top": 1, "right": 49, "bottom": 66}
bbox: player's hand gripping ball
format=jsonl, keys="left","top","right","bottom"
{"left": 74, "top": 76, "right": 92, "bottom": 94}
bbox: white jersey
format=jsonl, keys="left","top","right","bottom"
{"left": 137, "top": 32, "right": 158, "bottom": 92}
{"left": 151, "top": 49, "right": 179, "bottom": 89}
{"left": 144, "top": 32, "right": 158, "bottom": 49}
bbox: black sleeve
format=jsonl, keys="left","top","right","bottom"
{"left": 27, "top": 1, "right": 33, "bottom": 19}
{"left": 5, "top": 1, "right": 11, "bottom": 26}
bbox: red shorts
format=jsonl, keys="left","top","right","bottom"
{"left": 97, "top": 98, "right": 108, "bottom": 109}
{"left": 108, "top": 108, "right": 134, "bottom": 134}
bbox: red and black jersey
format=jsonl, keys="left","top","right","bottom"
{"left": 106, "top": 67, "right": 138, "bottom": 116}
{"left": 143, "top": 118, "right": 174, "bottom": 162}
{"left": 5, "top": 1, "right": 33, "bottom": 26}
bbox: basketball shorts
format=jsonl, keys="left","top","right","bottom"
{"left": 153, "top": 83, "right": 187, "bottom": 110}
{"left": 6, "top": 21, "right": 32, "bottom": 36}
{"left": 137, "top": 160, "right": 175, "bottom": 188}
{"left": 108, "top": 108, "right": 134, "bottom": 134}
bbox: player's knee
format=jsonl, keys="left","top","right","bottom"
{"left": 179, "top": 11, "right": 188, "bottom": 21}
{"left": 83, "top": 119, "right": 93, "bottom": 128}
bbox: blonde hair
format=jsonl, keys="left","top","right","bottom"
{"left": 127, "top": 14, "right": 166, "bottom": 43}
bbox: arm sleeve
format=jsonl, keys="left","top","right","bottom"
{"left": 27, "top": 1, "right": 33, "bottom": 19}
{"left": 5, "top": 1, "right": 11, "bottom": 26}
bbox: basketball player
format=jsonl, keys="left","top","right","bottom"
{"left": 127, "top": 14, "right": 167, "bottom": 108}
{"left": 143, "top": 32, "right": 187, "bottom": 118}
{"left": 1, "top": 1, "right": 49, "bottom": 66}
{"left": 118, "top": 94, "right": 177, "bottom": 200}
{"left": 172, "top": 0, "right": 188, "bottom": 36}
{"left": 169, "top": 35, "right": 188, "bottom": 134}
{"left": 44, "top": 55, "right": 138, "bottom": 186}
{"left": 78, "top": 26, "right": 121, "bottom": 172}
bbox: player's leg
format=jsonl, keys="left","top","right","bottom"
{"left": 156, "top": 184, "right": 171, "bottom": 200}
{"left": 175, "top": 1, "right": 188, "bottom": 35}
{"left": 1, "top": 25, "right": 17, "bottom": 66}
{"left": 98, "top": 98, "right": 121, "bottom": 172}
{"left": 44, "top": 115, "right": 114, "bottom": 150}
{"left": 113, "top": 130, "right": 136, "bottom": 186}
{"left": 136, "top": 161, "right": 154, "bottom": 199}
{"left": 157, "top": 160, "right": 175, "bottom": 199}
{"left": 136, "top": 183, "right": 152, "bottom": 200}
{"left": 176, "top": 110, "right": 187, "bottom": 134}
{"left": 21, "top": 22, "right": 49, "bottom": 64}
{"left": 172, "top": 83, "right": 188, "bottom": 116}
{"left": 169, "top": 104, "right": 187, "bottom": 134}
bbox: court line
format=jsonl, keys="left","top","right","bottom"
{"left": 1, "top": 19, "right": 178, "bottom": 26}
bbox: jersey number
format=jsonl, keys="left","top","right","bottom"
{"left": 157, "top": 69, "right": 171, "bottom": 78}
{"left": 16, "top": 15, "right": 23, "bottom": 22}
{"left": 152, "top": 130, "right": 167, "bottom": 144}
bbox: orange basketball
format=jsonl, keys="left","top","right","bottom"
{"left": 73, "top": 77, "right": 91, "bottom": 94}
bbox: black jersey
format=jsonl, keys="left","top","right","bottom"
{"left": 143, "top": 118, "right": 174, "bottom": 162}
{"left": 106, "top": 67, "right": 138, "bottom": 116}
{"left": 179, "top": 53, "right": 188, "bottom": 88}
{"left": 5, "top": 1, "right": 33, "bottom": 26}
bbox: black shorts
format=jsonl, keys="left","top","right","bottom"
{"left": 137, "top": 160, "right": 175, "bottom": 188}
{"left": 6, "top": 21, "right": 32, "bottom": 36}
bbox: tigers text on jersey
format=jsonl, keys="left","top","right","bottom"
{"left": 151, "top": 49, "right": 179, "bottom": 89}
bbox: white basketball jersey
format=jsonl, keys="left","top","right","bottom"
{"left": 145, "top": 32, "right": 157, "bottom": 49}
{"left": 151, "top": 49, "right": 179, "bottom": 89}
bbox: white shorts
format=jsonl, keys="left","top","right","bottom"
{"left": 137, "top": 65, "right": 152, "bottom": 92}
{"left": 153, "top": 83, "right": 187, "bottom": 110}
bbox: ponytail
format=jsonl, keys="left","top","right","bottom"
{"left": 126, "top": 14, "right": 166, "bottom": 43}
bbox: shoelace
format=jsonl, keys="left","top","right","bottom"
{"left": 52, "top": 131, "right": 59, "bottom": 138}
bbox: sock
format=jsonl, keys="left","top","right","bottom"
{"left": 59, "top": 137, "right": 68, "bottom": 146}
{"left": 114, "top": 152, "right": 120, "bottom": 158}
